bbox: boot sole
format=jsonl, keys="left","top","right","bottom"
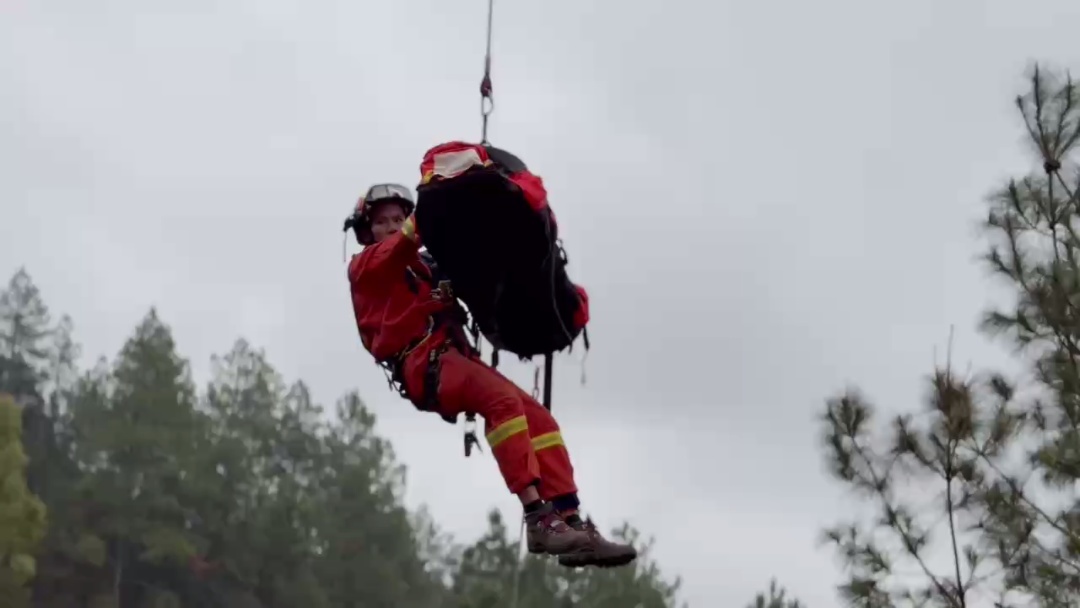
{"left": 529, "top": 544, "right": 638, "bottom": 568}
{"left": 557, "top": 550, "right": 638, "bottom": 569}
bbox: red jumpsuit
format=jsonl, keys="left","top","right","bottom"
{"left": 348, "top": 228, "right": 579, "bottom": 501}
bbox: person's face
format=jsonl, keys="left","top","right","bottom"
{"left": 369, "top": 201, "right": 407, "bottom": 243}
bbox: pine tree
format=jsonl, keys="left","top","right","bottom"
{"left": 0, "top": 268, "right": 52, "bottom": 371}
{"left": 201, "top": 338, "right": 306, "bottom": 602}
{"left": 819, "top": 63, "right": 1080, "bottom": 607}
{"left": 0, "top": 269, "right": 55, "bottom": 402}
{"left": 69, "top": 309, "right": 205, "bottom": 606}
{"left": 46, "top": 314, "right": 80, "bottom": 414}
{"left": 303, "top": 390, "right": 447, "bottom": 608}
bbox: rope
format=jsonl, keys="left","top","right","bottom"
{"left": 509, "top": 517, "right": 525, "bottom": 608}
{"left": 472, "top": 4, "right": 527, "bottom": 604}
{"left": 479, "top": 0, "right": 495, "bottom": 144}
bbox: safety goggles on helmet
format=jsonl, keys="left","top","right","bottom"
{"left": 342, "top": 182, "right": 416, "bottom": 248}
{"left": 363, "top": 183, "right": 414, "bottom": 205}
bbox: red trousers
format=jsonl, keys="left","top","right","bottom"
{"left": 400, "top": 335, "right": 578, "bottom": 498}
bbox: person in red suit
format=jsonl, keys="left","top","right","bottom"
{"left": 344, "top": 183, "right": 636, "bottom": 569}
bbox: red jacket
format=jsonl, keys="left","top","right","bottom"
{"left": 348, "top": 231, "right": 452, "bottom": 362}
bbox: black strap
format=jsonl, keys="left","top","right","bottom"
{"left": 463, "top": 418, "right": 481, "bottom": 457}
{"left": 463, "top": 347, "right": 497, "bottom": 458}
{"left": 423, "top": 344, "right": 445, "bottom": 411}
{"left": 542, "top": 352, "right": 553, "bottom": 411}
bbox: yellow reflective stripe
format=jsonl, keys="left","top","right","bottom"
{"left": 531, "top": 431, "right": 564, "bottom": 452}
{"left": 486, "top": 415, "right": 528, "bottom": 448}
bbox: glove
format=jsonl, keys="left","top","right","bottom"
{"left": 401, "top": 213, "right": 420, "bottom": 244}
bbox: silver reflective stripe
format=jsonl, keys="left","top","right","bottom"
{"left": 365, "top": 183, "right": 414, "bottom": 203}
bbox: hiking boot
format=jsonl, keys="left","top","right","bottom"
{"left": 525, "top": 503, "right": 592, "bottom": 556}
{"left": 556, "top": 517, "right": 638, "bottom": 569}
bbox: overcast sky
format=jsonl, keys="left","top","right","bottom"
{"left": 4, "top": 0, "right": 1080, "bottom": 605}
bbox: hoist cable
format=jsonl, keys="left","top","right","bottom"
{"left": 479, "top": 0, "right": 495, "bottom": 144}
{"left": 463, "top": 0, "right": 497, "bottom": 454}
{"left": 509, "top": 518, "right": 525, "bottom": 608}
{"left": 473, "top": 5, "right": 530, "bottom": 605}
{"left": 475, "top": 6, "right": 527, "bottom": 603}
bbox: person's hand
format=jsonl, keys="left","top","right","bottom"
{"left": 433, "top": 279, "right": 454, "bottom": 302}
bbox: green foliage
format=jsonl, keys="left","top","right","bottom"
{"left": 0, "top": 393, "right": 48, "bottom": 607}
{"left": 0, "top": 267, "right": 686, "bottom": 607}
{"left": 819, "top": 64, "right": 1080, "bottom": 607}
{"left": 0, "top": 268, "right": 51, "bottom": 368}
{"left": 746, "top": 579, "right": 804, "bottom": 608}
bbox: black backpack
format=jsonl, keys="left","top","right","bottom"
{"left": 414, "top": 141, "right": 589, "bottom": 361}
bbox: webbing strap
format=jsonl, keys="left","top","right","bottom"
{"left": 542, "top": 352, "right": 553, "bottom": 411}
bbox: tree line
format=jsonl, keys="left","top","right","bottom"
{"left": 0, "top": 267, "right": 692, "bottom": 607}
